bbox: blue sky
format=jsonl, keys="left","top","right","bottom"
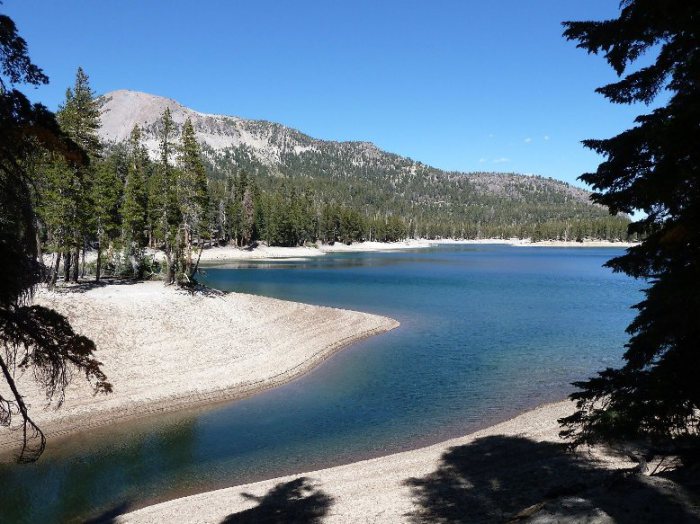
{"left": 6, "top": 1, "right": 658, "bottom": 187}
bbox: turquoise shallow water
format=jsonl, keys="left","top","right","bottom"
{"left": 0, "top": 244, "right": 641, "bottom": 522}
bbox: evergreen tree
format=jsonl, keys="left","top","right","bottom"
{"left": 121, "top": 125, "right": 149, "bottom": 276}
{"left": 92, "top": 149, "right": 123, "bottom": 281}
{"left": 57, "top": 68, "right": 101, "bottom": 155}
{"left": 559, "top": 1, "right": 700, "bottom": 443}
{"left": 241, "top": 186, "right": 255, "bottom": 246}
{"left": 178, "top": 118, "right": 210, "bottom": 280}
{"left": 36, "top": 155, "right": 77, "bottom": 285}
{"left": 0, "top": 14, "right": 110, "bottom": 462}
{"left": 151, "top": 108, "right": 181, "bottom": 284}
{"left": 55, "top": 67, "right": 101, "bottom": 281}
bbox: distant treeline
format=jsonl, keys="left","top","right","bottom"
{"left": 33, "top": 70, "right": 634, "bottom": 284}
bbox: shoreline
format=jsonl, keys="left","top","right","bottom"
{"left": 116, "top": 394, "right": 573, "bottom": 516}
{"left": 117, "top": 399, "right": 646, "bottom": 523}
{"left": 41, "top": 238, "right": 636, "bottom": 269}
{"left": 119, "top": 396, "right": 699, "bottom": 523}
{"left": 0, "top": 282, "right": 399, "bottom": 458}
{"left": 196, "top": 238, "right": 637, "bottom": 263}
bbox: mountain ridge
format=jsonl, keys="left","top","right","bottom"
{"left": 97, "top": 89, "right": 592, "bottom": 206}
{"left": 95, "top": 89, "right": 631, "bottom": 242}
{"left": 99, "top": 89, "right": 387, "bottom": 169}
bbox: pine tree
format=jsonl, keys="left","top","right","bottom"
{"left": 559, "top": 1, "right": 700, "bottom": 444}
{"left": 55, "top": 67, "right": 101, "bottom": 281}
{"left": 123, "top": 126, "right": 149, "bottom": 241}
{"left": 91, "top": 150, "right": 124, "bottom": 281}
{"left": 151, "top": 108, "right": 181, "bottom": 284}
{"left": 57, "top": 68, "right": 101, "bottom": 155}
{"left": 36, "top": 155, "right": 76, "bottom": 285}
{"left": 178, "top": 118, "right": 210, "bottom": 280}
{"left": 0, "top": 14, "right": 110, "bottom": 462}
{"left": 241, "top": 186, "right": 255, "bottom": 246}
{"left": 121, "top": 125, "right": 149, "bottom": 276}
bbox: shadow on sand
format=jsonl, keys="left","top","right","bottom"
{"left": 405, "top": 435, "right": 700, "bottom": 523}
{"left": 82, "top": 500, "right": 132, "bottom": 524}
{"left": 220, "top": 477, "right": 333, "bottom": 524}
{"left": 48, "top": 278, "right": 141, "bottom": 294}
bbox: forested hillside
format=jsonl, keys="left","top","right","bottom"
{"left": 30, "top": 77, "right": 634, "bottom": 286}
{"left": 99, "top": 90, "right": 632, "bottom": 243}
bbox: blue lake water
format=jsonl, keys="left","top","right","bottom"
{"left": 0, "top": 244, "right": 641, "bottom": 522}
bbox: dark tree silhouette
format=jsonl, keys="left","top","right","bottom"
{"left": 558, "top": 1, "right": 700, "bottom": 444}
{"left": 0, "top": 14, "right": 111, "bottom": 462}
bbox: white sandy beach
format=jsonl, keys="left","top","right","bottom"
{"left": 120, "top": 399, "right": 698, "bottom": 523}
{"left": 41, "top": 238, "right": 636, "bottom": 270}
{"left": 507, "top": 239, "right": 639, "bottom": 248}
{"left": 0, "top": 282, "right": 398, "bottom": 456}
{"left": 195, "top": 239, "right": 436, "bottom": 262}
{"left": 196, "top": 238, "right": 637, "bottom": 263}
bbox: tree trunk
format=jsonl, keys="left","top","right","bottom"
{"left": 95, "top": 241, "right": 102, "bottom": 282}
{"left": 164, "top": 236, "right": 175, "bottom": 285}
{"left": 63, "top": 251, "right": 71, "bottom": 282}
{"left": 35, "top": 228, "right": 44, "bottom": 282}
{"left": 167, "top": 254, "right": 175, "bottom": 284}
{"left": 81, "top": 242, "right": 86, "bottom": 278}
{"left": 71, "top": 247, "right": 79, "bottom": 283}
{"left": 49, "top": 253, "right": 60, "bottom": 289}
{"left": 184, "top": 226, "right": 192, "bottom": 278}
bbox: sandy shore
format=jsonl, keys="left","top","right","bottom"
{"left": 433, "top": 238, "right": 638, "bottom": 248}
{"left": 197, "top": 238, "right": 636, "bottom": 263}
{"left": 120, "top": 400, "right": 699, "bottom": 523}
{"left": 196, "top": 239, "right": 436, "bottom": 262}
{"left": 42, "top": 239, "right": 635, "bottom": 268}
{"left": 507, "top": 239, "right": 638, "bottom": 248}
{"left": 0, "top": 282, "right": 398, "bottom": 456}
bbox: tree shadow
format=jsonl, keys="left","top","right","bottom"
{"left": 405, "top": 436, "right": 700, "bottom": 523}
{"left": 220, "top": 477, "right": 333, "bottom": 523}
{"left": 176, "top": 282, "right": 224, "bottom": 297}
{"left": 49, "top": 278, "right": 141, "bottom": 294}
{"left": 82, "top": 500, "right": 132, "bottom": 523}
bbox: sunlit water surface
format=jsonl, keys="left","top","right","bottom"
{"left": 0, "top": 245, "right": 641, "bottom": 522}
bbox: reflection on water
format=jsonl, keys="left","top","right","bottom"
{"left": 2, "top": 418, "right": 197, "bottom": 523}
{"left": 199, "top": 248, "right": 445, "bottom": 271}
{"left": 0, "top": 245, "right": 641, "bottom": 522}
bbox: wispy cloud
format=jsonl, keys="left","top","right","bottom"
{"left": 488, "top": 133, "right": 495, "bottom": 138}
{"left": 524, "top": 137, "right": 532, "bottom": 143}
{"left": 479, "top": 157, "right": 487, "bottom": 163}
{"left": 493, "top": 157, "right": 510, "bottom": 164}
{"left": 544, "top": 135, "right": 550, "bottom": 141}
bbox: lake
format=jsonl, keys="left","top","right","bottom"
{"left": 0, "top": 244, "right": 641, "bottom": 523}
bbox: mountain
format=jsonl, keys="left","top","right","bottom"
{"left": 97, "top": 90, "right": 626, "bottom": 240}
{"left": 99, "top": 89, "right": 310, "bottom": 166}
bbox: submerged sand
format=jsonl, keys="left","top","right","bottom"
{"left": 0, "top": 282, "right": 398, "bottom": 455}
{"left": 120, "top": 400, "right": 700, "bottom": 523}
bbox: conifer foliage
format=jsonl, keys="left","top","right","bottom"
{"left": 560, "top": 1, "right": 700, "bottom": 443}
{"left": 0, "top": 15, "right": 110, "bottom": 463}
